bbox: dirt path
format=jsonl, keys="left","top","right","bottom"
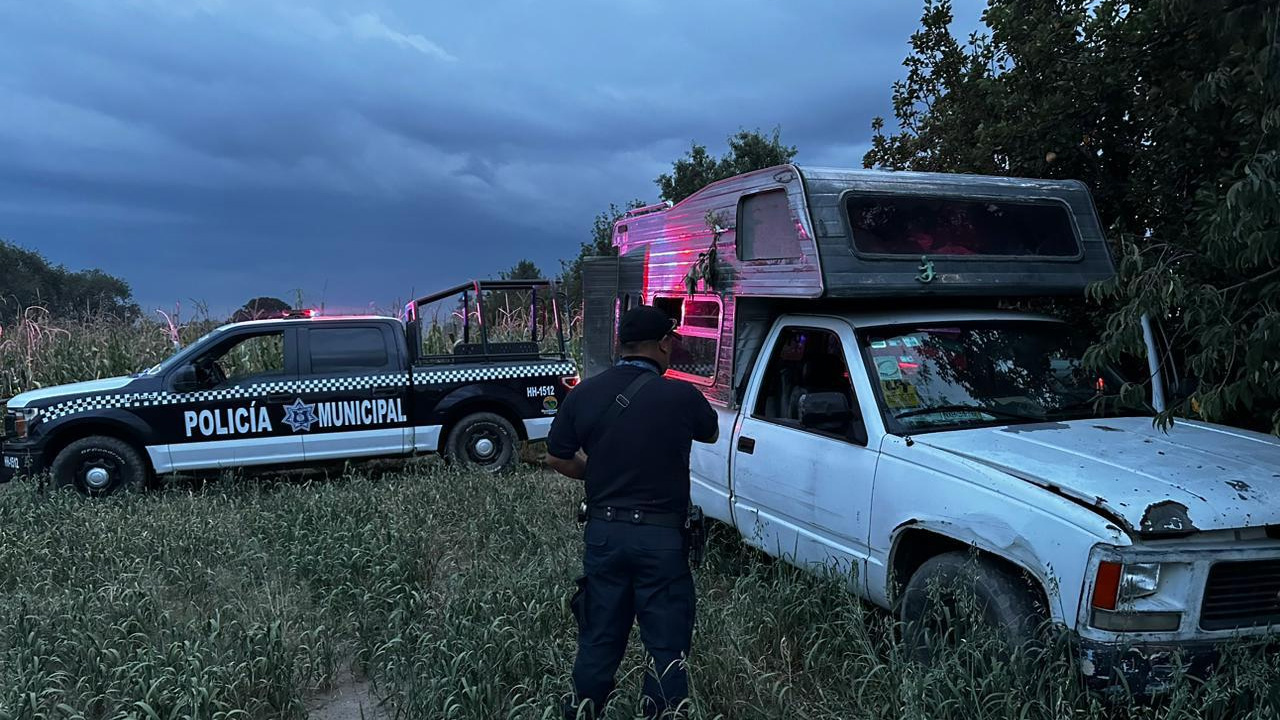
{"left": 307, "top": 666, "right": 388, "bottom": 720}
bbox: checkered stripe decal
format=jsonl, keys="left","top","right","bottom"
{"left": 413, "top": 362, "right": 577, "bottom": 385}
{"left": 40, "top": 363, "right": 578, "bottom": 422}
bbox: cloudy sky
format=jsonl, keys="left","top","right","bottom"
{"left": 1, "top": 0, "right": 984, "bottom": 314}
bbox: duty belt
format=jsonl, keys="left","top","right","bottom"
{"left": 588, "top": 505, "right": 688, "bottom": 529}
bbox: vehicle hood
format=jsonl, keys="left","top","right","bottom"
{"left": 914, "top": 416, "right": 1280, "bottom": 536}
{"left": 6, "top": 376, "right": 136, "bottom": 409}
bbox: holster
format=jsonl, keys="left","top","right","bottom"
{"left": 687, "top": 504, "right": 707, "bottom": 569}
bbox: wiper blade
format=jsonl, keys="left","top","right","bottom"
{"left": 893, "top": 404, "right": 1044, "bottom": 422}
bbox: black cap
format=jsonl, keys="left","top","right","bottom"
{"left": 618, "top": 305, "right": 677, "bottom": 344}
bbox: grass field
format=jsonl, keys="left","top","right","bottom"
{"left": 0, "top": 462, "right": 1279, "bottom": 720}
{"left": 4, "top": 315, "right": 1280, "bottom": 719}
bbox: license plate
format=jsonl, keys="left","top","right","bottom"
{"left": 2, "top": 456, "right": 18, "bottom": 470}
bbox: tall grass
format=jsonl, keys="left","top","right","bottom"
{"left": 0, "top": 301, "right": 579, "bottom": 402}
{"left": 0, "top": 467, "right": 1278, "bottom": 719}
{"left": 0, "top": 307, "right": 216, "bottom": 399}
{"left": 3, "top": 313, "right": 1279, "bottom": 718}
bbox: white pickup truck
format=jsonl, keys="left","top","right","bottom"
{"left": 581, "top": 165, "right": 1280, "bottom": 691}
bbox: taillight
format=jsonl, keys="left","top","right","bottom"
{"left": 1092, "top": 561, "right": 1123, "bottom": 610}
{"left": 561, "top": 375, "right": 581, "bottom": 390}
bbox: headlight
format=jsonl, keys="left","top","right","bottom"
{"left": 1119, "top": 562, "right": 1161, "bottom": 600}
{"left": 8, "top": 408, "right": 38, "bottom": 440}
{"left": 1092, "top": 561, "right": 1162, "bottom": 609}
{"left": 1089, "top": 560, "right": 1179, "bottom": 632}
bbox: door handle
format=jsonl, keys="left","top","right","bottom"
{"left": 737, "top": 436, "right": 756, "bottom": 454}
{"left": 371, "top": 386, "right": 401, "bottom": 398}
{"left": 266, "top": 393, "right": 293, "bottom": 403}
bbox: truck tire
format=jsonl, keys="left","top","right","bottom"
{"left": 50, "top": 435, "right": 150, "bottom": 497}
{"left": 899, "top": 551, "right": 1046, "bottom": 663}
{"left": 444, "top": 412, "right": 519, "bottom": 473}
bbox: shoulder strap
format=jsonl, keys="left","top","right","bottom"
{"left": 586, "top": 371, "right": 658, "bottom": 449}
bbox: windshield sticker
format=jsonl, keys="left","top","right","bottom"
{"left": 882, "top": 380, "right": 922, "bottom": 409}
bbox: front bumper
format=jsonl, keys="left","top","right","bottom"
{"left": 0, "top": 443, "right": 42, "bottom": 483}
{"left": 1079, "top": 638, "right": 1223, "bottom": 695}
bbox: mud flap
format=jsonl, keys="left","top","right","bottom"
{"left": 570, "top": 574, "right": 588, "bottom": 629}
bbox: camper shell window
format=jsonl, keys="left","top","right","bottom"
{"left": 845, "top": 194, "right": 1082, "bottom": 258}
{"left": 652, "top": 295, "right": 721, "bottom": 383}
{"left": 737, "top": 189, "right": 802, "bottom": 261}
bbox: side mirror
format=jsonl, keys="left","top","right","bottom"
{"left": 172, "top": 364, "right": 200, "bottom": 393}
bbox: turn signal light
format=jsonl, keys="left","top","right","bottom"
{"left": 1092, "top": 561, "right": 1123, "bottom": 610}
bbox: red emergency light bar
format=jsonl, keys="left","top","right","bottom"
{"left": 281, "top": 308, "right": 317, "bottom": 319}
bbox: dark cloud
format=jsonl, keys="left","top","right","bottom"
{"left": 0, "top": 0, "right": 986, "bottom": 313}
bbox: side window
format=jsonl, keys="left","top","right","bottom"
{"left": 202, "top": 331, "right": 285, "bottom": 388}
{"left": 737, "top": 189, "right": 802, "bottom": 261}
{"left": 653, "top": 295, "right": 721, "bottom": 383}
{"left": 753, "top": 327, "right": 857, "bottom": 439}
{"left": 309, "top": 327, "right": 391, "bottom": 374}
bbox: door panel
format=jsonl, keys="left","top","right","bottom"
{"left": 689, "top": 406, "right": 737, "bottom": 524}
{"left": 297, "top": 324, "right": 411, "bottom": 460}
{"left": 165, "top": 328, "right": 303, "bottom": 471}
{"left": 730, "top": 321, "right": 876, "bottom": 592}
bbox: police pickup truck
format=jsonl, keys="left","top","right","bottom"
{"left": 1, "top": 280, "right": 577, "bottom": 495}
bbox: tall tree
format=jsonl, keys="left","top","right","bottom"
{"left": 865, "top": 0, "right": 1280, "bottom": 434}
{"left": 559, "top": 201, "right": 644, "bottom": 311}
{"left": 0, "top": 239, "right": 138, "bottom": 321}
{"left": 231, "top": 297, "right": 292, "bottom": 323}
{"left": 657, "top": 127, "right": 798, "bottom": 204}
{"left": 499, "top": 259, "right": 544, "bottom": 281}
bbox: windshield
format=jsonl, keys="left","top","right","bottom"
{"left": 140, "top": 326, "right": 228, "bottom": 376}
{"left": 860, "top": 320, "right": 1150, "bottom": 434}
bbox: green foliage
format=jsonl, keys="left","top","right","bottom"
{"left": 231, "top": 296, "right": 292, "bottom": 322}
{"left": 657, "top": 127, "right": 799, "bottom": 204}
{"left": 0, "top": 468, "right": 1278, "bottom": 718}
{"left": 499, "top": 259, "right": 545, "bottom": 281}
{"left": 866, "top": 0, "right": 1280, "bottom": 434}
{"left": 561, "top": 126, "right": 799, "bottom": 323}
{"left": 0, "top": 310, "right": 218, "bottom": 398}
{"left": 558, "top": 200, "right": 644, "bottom": 317}
{"left": 0, "top": 239, "right": 138, "bottom": 321}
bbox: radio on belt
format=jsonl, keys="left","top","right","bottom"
{"left": 0, "top": 279, "right": 578, "bottom": 496}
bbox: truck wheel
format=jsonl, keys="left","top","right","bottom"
{"left": 899, "top": 551, "right": 1046, "bottom": 663}
{"left": 444, "top": 412, "right": 519, "bottom": 473}
{"left": 50, "top": 435, "right": 149, "bottom": 497}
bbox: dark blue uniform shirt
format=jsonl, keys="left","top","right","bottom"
{"left": 547, "top": 358, "right": 718, "bottom": 515}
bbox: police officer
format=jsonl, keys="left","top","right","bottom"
{"left": 546, "top": 305, "right": 719, "bottom": 719}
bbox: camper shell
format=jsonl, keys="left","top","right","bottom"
{"left": 583, "top": 164, "right": 1115, "bottom": 400}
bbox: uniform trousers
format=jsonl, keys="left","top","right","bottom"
{"left": 567, "top": 519, "right": 695, "bottom": 719}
